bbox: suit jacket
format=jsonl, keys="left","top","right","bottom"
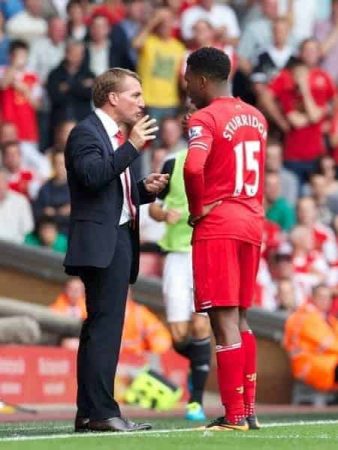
{"left": 63, "top": 112, "right": 155, "bottom": 283}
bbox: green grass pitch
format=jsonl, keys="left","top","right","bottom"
{"left": 0, "top": 413, "right": 337, "bottom": 450}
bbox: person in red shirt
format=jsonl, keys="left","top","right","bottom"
{"left": 1, "top": 140, "right": 40, "bottom": 199}
{"left": 260, "top": 38, "right": 336, "bottom": 186}
{"left": 183, "top": 47, "right": 267, "bottom": 431}
{"left": 0, "top": 40, "right": 41, "bottom": 144}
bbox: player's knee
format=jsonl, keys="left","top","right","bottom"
{"left": 169, "top": 323, "right": 190, "bottom": 344}
{"left": 191, "top": 314, "right": 210, "bottom": 339}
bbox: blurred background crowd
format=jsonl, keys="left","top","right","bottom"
{"left": 0, "top": 0, "right": 337, "bottom": 345}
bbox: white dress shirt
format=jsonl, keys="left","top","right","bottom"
{"left": 95, "top": 108, "right": 134, "bottom": 225}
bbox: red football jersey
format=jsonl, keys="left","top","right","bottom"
{"left": 269, "top": 68, "right": 335, "bottom": 161}
{"left": 184, "top": 97, "right": 267, "bottom": 245}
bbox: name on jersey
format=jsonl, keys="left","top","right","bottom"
{"left": 223, "top": 114, "right": 267, "bottom": 141}
{"left": 188, "top": 126, "right": 203, "bottom": 140}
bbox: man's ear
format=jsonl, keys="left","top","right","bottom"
{"left": 200, "top": 75, "right": 207, "bottom": 89}
{"left": 108, "top": 91, "right": 119, "bottom": 106}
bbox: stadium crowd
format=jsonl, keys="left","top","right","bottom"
{"left": 0, "top": 0, "right": 337, "bottom": 320}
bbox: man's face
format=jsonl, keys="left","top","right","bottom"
{"left": 90, "top": 16, "right": 110, "bottom": 43}
{"left": 184, "top": 66, "right": 208, "bottom": 109}
{"left": 49, "top": 17, "right": 66, "bottom": 44}
{"left": 300, "top": 41, "right": 321, "bottom": 68}
{"left": 3, "top": 145, "right": 21, "bottom": 172}
{"left": 110, "top": 76, "right": 145, "bottom": 125}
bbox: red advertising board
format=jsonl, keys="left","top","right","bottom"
{"left": 0, "top": 346, "right": 189, "bottom": 405}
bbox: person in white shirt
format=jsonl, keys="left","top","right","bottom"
{"left": 6, "top": 0, "right": 48, "bottom": 45}
{"left": 0, "top": 167, "right": 34, "bottom": 243}
{"left": 180, "top": 0, "right": 240, "bottom": 44}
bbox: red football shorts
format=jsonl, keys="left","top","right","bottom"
{"left": 192, "top": 238, "right": 261, "bottom": 311}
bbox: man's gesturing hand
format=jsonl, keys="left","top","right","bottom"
{"left": 144, "top": 173, "right": 169, "bottom": 194}
{"left": 129, "top": 115, "right": 159, "bottom": 150}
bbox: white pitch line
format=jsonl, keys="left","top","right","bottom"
{"left": 0, "top": 419, "right": 337, "bottom": 442}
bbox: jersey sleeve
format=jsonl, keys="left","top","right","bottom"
{"left": 183, "top": 110, "right": 214, "bottom": 216}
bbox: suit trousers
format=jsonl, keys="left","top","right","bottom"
{"left": 77, "top": 225, "right": 132, "bottom": 420}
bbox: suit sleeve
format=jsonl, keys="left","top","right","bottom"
{"left": 67, "top": 126, "right": 140, "bottom": 192}
{"left": 183, "top": 112, "right": 214, "bottom": 216}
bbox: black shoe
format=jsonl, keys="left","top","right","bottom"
{"left": 74, "top": 417, "right": 90, "bottom": 432}
{"left": 204, "top": 416, "right": 249, "bottom": 431}
{"left": 88, "top": 416, "right": 152, "bottom": 432}
{"left": 247, "top": 415, "right": 261, "bottom": 430}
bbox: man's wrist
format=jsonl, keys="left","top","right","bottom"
{"left": 128, "top": 138, "right": 140, "bottom": 151}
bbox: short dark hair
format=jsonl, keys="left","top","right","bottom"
{"left": 186, "top": 47, "right": 231, "bottom": 81}
{"left": 9, "top": 39, "right": 29, "bottom": 54}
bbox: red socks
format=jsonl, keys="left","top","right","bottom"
{"left": 215, "top": 343, "right": 245, "bottom": 424}
{"left": 241, "top": 330, "right": 257, "bottom": 417}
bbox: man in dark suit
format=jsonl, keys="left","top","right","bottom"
{"left": 64, "top": 67, "right": 168, "bottom": 433}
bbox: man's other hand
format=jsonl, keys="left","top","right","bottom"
{"left": 144, "top": 173, "right": 169, "bottom": 194}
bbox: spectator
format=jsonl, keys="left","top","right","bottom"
{"left": 46, "top": 39, "right": 95, "bottom": 130}
{"left": 269, "top": 244, "right": 306, "bottom": 306}
{"left": 180, "top": 0, "right": 240, "bottom": 45}
{"left": 0, "top": 167, "right": 34, "bottom": 243}
{"left": 29, "top": 16, "right": 66, "bottom": 84}
{"left": 0, "top": 40, "right": 42, "bottom": 146}
{"left": 0, "top": 11, "right": 9, "bottom": 66}
{"left": 52, "top": 119, "right": 77, "bottom": 151}
{"left": 121, "top": 292, "right": 172, "bottom": 357}
{"left": 284, "top": 284, "right": 338, "bottom": 391}
{"left": 24, "top": 215, "right": 68, "bottom": 253}
{"left": 50, "top": 277, "right": 86, "bottom": 320}
{"left": 1, "top": 140, "right": 41, "bottom": 199}
{"left": 297, "top": 196, "right": 338, "bottom": 264}
{"left": 34, "top": 147, "right": 70, "bottom": 235}
{"left": 29, "top": 16, "right": 67, "bottom": 151}
{"left": 159, "top": 117, "right": 186, "bottom": 153}
{"left": 275, "top": 278, "right": 297, "bottom": 313}
{"left": 6, "top": 0, "right": 48, "bottom": 45}
{"left": 278, "top": 0, "right": 318, "bottom": 45}
{"left": 0, "top": 121, "right": 50, "bottom": 179}
{"left": 237, "top": 0, "right": 280, "bottom": 72}
{"left": 290, "top": 225, "right": 329, "bottom": 299}
{"left": 329, "top": 102, "right": 338, "bottom": 166}
{"left": 316, "top": 155, "right": 338, "bottom": 196}
{"left": 264, "top": 171, "right": 296, "bottom": 231}
{"left": 133, "top": 8, "right": 186, "bottom": 123}
{"left": 309, "top": 173, "right": 337, "bottom": 226}
{"left": 265, "top": 139, "right": 299, "bottom": 205}
{"left": 109, "top": 0, "right": 147, "bottom": 71}
{"left": 260, "top": 39, "right": 336, "bottom": 186}
{"left": 66, "top": 0, "right": 87, "bottom": 41}
{"left": 315, "top": 0, "right": 338, "bottom": 84}
{"left": 251, "top": 16, "right": 294, "bottom": 87}
{"left": 84, "top": 14, "right": 113, "bottom": 77}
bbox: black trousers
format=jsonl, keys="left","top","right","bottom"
{"left": 77, "top": 225, "right": 132, "bottom": 420}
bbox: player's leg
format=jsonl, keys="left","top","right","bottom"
{"left": 163, "top": 252, "right": 210, "bottom": 419}
{"left": 193, "top": 238, "right": 247, "bottom": 431}
{"left": 239, "top": 242, "right": 261, "bottom": 430}
{"left": 207, "top": 307, "right": 247, "bottom": 430}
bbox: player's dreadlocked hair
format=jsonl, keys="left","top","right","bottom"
{"left": 186, "top": 47, "right": 231, "bottom": 81}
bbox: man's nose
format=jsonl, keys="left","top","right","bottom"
{"left": 139, "top": 96, "right": 145, "bottom": 108}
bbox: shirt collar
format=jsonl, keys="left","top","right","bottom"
{"left": 95, "top": 108, "right": 119, "bottom": 139}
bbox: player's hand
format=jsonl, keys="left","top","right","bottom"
{"left": 129, "top": 115, "right": 159, "bottom": 150}
{"left": 165, "top": 208, "right": 182, "bottom": 225}
{"left": 144, "top": 173, "right": 169, "bottom": 194}
{"left": 188, "top": 200, "right": 222, "bottom": 227}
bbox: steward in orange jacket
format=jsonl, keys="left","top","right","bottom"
{"left": 284, "top": 284, "right": 338, "bottom": 391}
{"left": 50, "top": 277, "right": 87, "bottom": 320}
{"left": 121, "top": 296, "right": 171, "bottom": 357}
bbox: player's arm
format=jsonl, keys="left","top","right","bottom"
{"left": 149, "top": 157, "right": 181, "bottom": 224}
{"left": 184, "top": 114, "right": 222, "bottom": 225}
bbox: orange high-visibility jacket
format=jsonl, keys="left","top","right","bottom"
{"left": 50, "top": 293, "right": 87, "bottom": 321}
{"left": 284, "top": 302, "right": 338, "bottom": 391}
{"left": 121, "top": 299, "right": 171, "bottom": 356}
